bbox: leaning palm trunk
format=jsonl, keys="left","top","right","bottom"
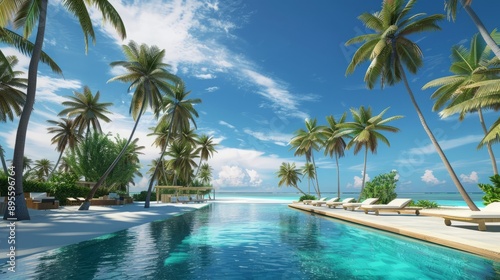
{"left": 358, "top": 147, "right": 368, "bottom": 201}
{"left": 79, "top": 101, "right": 147, "bottom": 210}
{"left": 47, "top": 149, "right": 64, "bottom": 181}
{"left": 310, "top": 152, "right": 321, "bottom": 198}
{"left": 0, "top": 144, "right": 8, "bottom": 175}
{"left": 4, "top": 0, "right": 49, "bottom": 221}
{"left": 400, "top": 65, "right": 479, "bottom": 211}
{"left": 335, "top": 153, "right": 341, "bottom": 199}
{"left": 461, "top": 0, "right": 500, "bottom": 60}
{"left": 294, "top": 184, "right": 307, "bottom": 196}
{"left": 144, "top": 105, "right": 178, "bottom": 208}
{"left": 478, "top": 109, "right": 498, "bottom": 174}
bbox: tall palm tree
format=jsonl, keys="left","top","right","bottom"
{"left": 276, "top": 162, "right": 307, "bottom": 196}
{"left": 3, "top": 0, "right": 125, "bottom": 220}
{"left": 193, "top": 134, "right": 217, "bottom": 178}
{"left": 198, "top": 163, "right": 213, "bottom": 186}
{"left": 423, "top": 33, "right": 500, "bottom": 174}
{"left": 444, "top": 0, "right": 500, "bottom": 60}
{"left": 289, "top": 118, "right": 324, "bottom": 197}
{"left": 31, "top": 158, "right": 53, "bottom": 181}
{"left": 301, "top": 162, "right": 316, "bottom": 195}
{"left": 0, "top": 144, "right": 7, "bottom": 174}
{"left": 337, "top": 106, "right": 403, "bottom": 199}
{"left": 145, "top": 81, "right": 200, "bottom": 208}
{"left": 322, "top": 113, "right": 347, "bottom": 198}
{"left": 166, "top": 141, "right": 198, "bottom": 186}
{"left": 80, "top": 41, "right": 178, "bottom": 210}
{"left": 0, "top": 55, "right": 27, "bottom": 122}
{"left": 345, "top": 0, "right": 479, "bottom": 210}
{"left": 46, "top": 118, "right": 81, "bottom": 180}
{"left": 58, "top": 86, "right": 113, "bottom": 135}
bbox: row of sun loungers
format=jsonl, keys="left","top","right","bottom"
{"left": 300, "top": 196, "right": 500, "bottom": 231}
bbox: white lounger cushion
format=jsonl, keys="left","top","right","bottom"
{"left": 361, "top": 198, "right": 411, "bottom": 209}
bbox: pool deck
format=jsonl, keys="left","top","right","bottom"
{"left": 288, "top": 203, "right": 500, "bottom": 262}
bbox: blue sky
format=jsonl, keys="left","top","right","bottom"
{"left": 1, "top": 0, "right": 500, "bottom": 194}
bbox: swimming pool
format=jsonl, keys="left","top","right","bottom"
{"left": 2, "top": 203, "right": 499, "bottom": 279}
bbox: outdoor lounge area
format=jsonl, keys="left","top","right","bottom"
{"left": 421, "top": 202, "right": 500, "bottom": 231}
{"left": 155, "top": 186, "right": 212, "bottom": 204}
{"left": 25, "top": 192, "right": 60, "bottom": 210}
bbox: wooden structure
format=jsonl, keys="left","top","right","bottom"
{"left": 155, "top": 186, "right": 214, "bottom": 203}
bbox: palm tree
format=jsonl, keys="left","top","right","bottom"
{"left": 145, "top": 81, "right": 200, "bottom": 208}
{"left": 444, "top": 0, "right": 500, "bottom": 60}
{"left": 289, "top": 118, "right": 324, "bottom": 197}
{"left": 345, "top": 0, "right": 479, "bottom": 210}
{"left": 423, "top": 33, "right": 500, "bottom": 174}
{"left": 79, "top": 41, "right": 178, "bottom": 210}
{"left": 166, "top": 141, "right": 198, "bottom": 186}
{"left": 337, "top": 106, "right": 403, "bottom": 199}
{"left": 322, "top": 113, "right": 347, "bottom": 198}
{"left": 46, "top": 118, "right": 82, "bottom": 180}
{"left": 32, "top": 158, "right": 53, "bottom": 181}
{"left": 301, "top": 163, "right": 315, "bottom": 195}
{"left": 198, "top": 163, "right": 213, "bottom": 186}
{"left": 0, "top": 145, "right": 7, "bottom": 174}
{"left": 0, "top": 55, "right": 27, "bottom": 122}
{"left": 194, "top": 134, "right": 217, "bottom": 178}
{"left": 276, "top": 162, "right": 307, "bottom": 196}
{"left": 3, "top": 0, "right": 125, "bottom": 220}
{"left": 58, "top": 86, "right": 113, "bottom": 135}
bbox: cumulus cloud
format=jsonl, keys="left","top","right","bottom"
{"left": 460, "top": 171, "right": 479, "bottom": 183}
{"left": 351, "top": 171, "right": 370, "bottom": 189}
{"left": 212, "top": 165, "right": 262, "bottom": 187}
{"left": 421, "top": 170, "right": 446, "bottom": 185}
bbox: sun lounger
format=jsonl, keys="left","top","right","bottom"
{"left": 76, "top": 197, "right": 86, "bottom": 202}
{"left": 420, "top": 202, "right": 500, "bottom": 231}
{"left": 303, "top": 197, "right": 327, "bottom": 205}
{"left": 66, "top": 197, "right": 79, "bottom": 205}
{"left": 312, "top": 197, "right": 340, "bottom": 206}
{"left": 327, "top": 197, "right": 355, "bottom": 208}
{"left": 360, "top": 198, "right": 422, "bottom": 216}
{"left": 342, "top": 198, "right": 379, "bottom": 211}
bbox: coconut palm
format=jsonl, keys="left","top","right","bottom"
{"left": 145, "top": 81, "right": 201, "bottom": 208}
{"left": 301, "top": 162, "right": 316, "bottom": 195}
{"left": 423, "top": 33, "right": 500, "bottom": 174}
{"left": 345, "top": 0, "right": 479, "bottom": 210}
{"left": 337, "top": 106, "right": 403, "bottom": 200}
{"left": 322, "top": 113, "right": 347, "bottom": 198}
{"left": 0, "top": 55, "right": 27, "bottom": 122}
{"left": 31, "top": 158, "right": 53, "bottom": 181}
{"left": 58, "top": 86, "right": 113, "bottom": 135}
{"left": 0, "top": 144, "right": 7, "bottom": 174}
{"left": 276, "top": 162, "right": 307, "bottom": 196}
{"left": 79, "top": 41, "right": 178, "bottom": 211}
{"left": 194, "top": 134, "right": 217, "bottom": 178}
{"left": 444, "top": 0, "right": 500, "bottom": 60}
{"left": 289, "top": 118, "right": 324, "bottom": 197}
{"left": 3, "top": 0, "right": 125, "bottom": 220}
{"left": 198, "top": 163, "right": 213, "bottom": 185}
{"left": 46, "top": 118, "right": 82, "bottom": 180}
{"left": 166, "top": 141, "right": 199, "bottom": 186}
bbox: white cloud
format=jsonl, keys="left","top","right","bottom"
{"left": 195, "top": 73, "right": 216, "bottom": 79}
{"left": 408, "top": 135, "right": 484, "bottom": 155}
{"left": 212, "top": 165, "right": 262, "bottom": 187}
{"left": 421, "top": 170, "right": 446, "bottom": 185}
{"left": 351, "top": 171, "right": 370, "bottom": 189}
{"left": 206, "top": 86, "right": 219, "bottom": 92}
{"left": 243, "top": 129, "right": 292, "bottom": 146}
{"left": 460, "top": 171, "right": 479, "bottom": 183}
{"left": 219, "top": 120, "right": 235, "bottom": 129}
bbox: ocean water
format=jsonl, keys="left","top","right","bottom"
{"left": 212, "top": 192, "right": 486, "bottom": 207}
{"left": 2, "top": 203, "right": 498, "bottom": 279}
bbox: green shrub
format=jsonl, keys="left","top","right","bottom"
{"left": 410, "top": 200, "right": 438, "bottom": 208}
{"left": 361, "top": 171, "right": 398, "bottom": 204}
{"left": 133, "top": 191, "right": 156, "bottom": 201}
{"left": 478, "top": 174, "right": 500, "bottom": 205}
{"left": 298, "top": 194, "right": 316, "bottom": 202}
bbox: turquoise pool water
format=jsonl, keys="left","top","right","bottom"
{"left": 2, "top": 203, "right": 498, "bottom": 279}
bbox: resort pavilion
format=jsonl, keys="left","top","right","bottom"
{"left": 154, "top": 186, "right": 214, "bottom": 203}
